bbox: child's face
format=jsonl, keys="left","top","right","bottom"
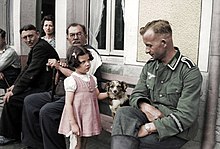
{"left": 75, "top": 54, "right": 91, "bottom": 74}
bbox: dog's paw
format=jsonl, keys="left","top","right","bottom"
{"left": 112, "top": 100, "right": 121, "bottom": 109}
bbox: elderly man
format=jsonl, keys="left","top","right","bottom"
{"left": 22, "top": 23, "right": 102, "bottom": 149}
{"left": 111, "top": 20, "right": 202, "bottom": 149}
{"left": 0, "top": 24, "right": 59, "bottom": 145}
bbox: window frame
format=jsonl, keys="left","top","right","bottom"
{"left": 7, "top": 0, "right": 14, "bottom": 45}
{"left": 89, "top": 0, "right": 124, "bottom": 56}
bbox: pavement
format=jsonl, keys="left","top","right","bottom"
{"left": 0, "top": 102, "right": 111, "bottom": 149}
{"left": 0, "top": 142, "right": 26, "bottom": 149}
{"left": 0, "top": 131, "right": 111, "bottom": 149}
{"left": 0, "top": 102, "right": 26, "bottom": 149}
{"left": 0, "top": 89, "right": 111, "bottom": 149}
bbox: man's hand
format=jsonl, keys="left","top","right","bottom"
{"left": 47, "top": 59, "right": 68, "bottom": 70}
{"left": 3, "top": 91, "right": 13, "bottom": 103}
{"left": 0, "top": 72, "right": 4, "bottom": 80}
{"left": 47, "top": 59, "right": 60, "bottom": 69}
{"left": 139, "top": 102, "right": 164, "bottom": 121}
{"left": 59, "top": 61, "right": 68, "bottom": 68}
{"left": 7, "top": 85, "right": 14, "bottom": 92}
{"left": 138, "top": 122, "right": 156, "bottom": 137}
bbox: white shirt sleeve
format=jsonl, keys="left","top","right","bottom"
{"left": 64, "top": 76, "right": 77, "bottom": 92}
{"left": 91, "top": 75, "right": 98, "bottom": 88}
{"left": 87, "top": 48, "right": 102, "bottom": 75}
{"left": 0, "top": 48, "right": 16, "bottom": 71}
{"left": 64, "top": 73, "right": 98, "bottom": 92}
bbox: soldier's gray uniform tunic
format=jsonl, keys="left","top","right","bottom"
{"left": 112, "top": 48, "right": 202, "bottom": 142}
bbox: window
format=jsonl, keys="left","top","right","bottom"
{"left": 89, "top": 0, "right": 124, "bottom": 56}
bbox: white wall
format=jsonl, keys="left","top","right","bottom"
{"left": 198, "top": 0, "right": 212, "bottom": 72}
{"left": 55, "top": 0, "right": 67, "bottom": 58}
{"left": 10, "top": 0, "right": 212, "bottom": 72}
{"left": 124, "top": 0, "right": 212, "bottom": 72}
{"left": 12, "top": 0, "right": 21, "bottom": 55}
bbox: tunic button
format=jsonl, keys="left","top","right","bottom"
{"left": 161, "top": 80, "right": 164, "bottom": 84}
{"left": 159, "top": 94, "right": 163, "bottom": 97}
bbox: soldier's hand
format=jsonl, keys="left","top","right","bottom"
{"left": 140, "top": 102, "right": 164, "bottom": 121}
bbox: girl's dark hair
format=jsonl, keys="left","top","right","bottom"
{"left": 66, "top": 45, "right": 93, "bottom": 68}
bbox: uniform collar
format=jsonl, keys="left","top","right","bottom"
{"left": 166, "top": 47, "right": 182, "bottom": 70}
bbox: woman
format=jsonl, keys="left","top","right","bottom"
{"left": 41, "top": 15, "right": 55, "bottom": 48}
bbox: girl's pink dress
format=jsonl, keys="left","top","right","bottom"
{"left": 58, "top": 74, "right": 101, "bottom": 137}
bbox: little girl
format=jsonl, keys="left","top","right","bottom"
{"left": 58, "top": 46, "right": 107, "bottom": 149}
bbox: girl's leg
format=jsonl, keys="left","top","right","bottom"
{"left": 75, "top": 136, "right": 81, "bottom": 149}
{"left": 74, "top": 136, "right": 87, "bottom": 149}
{"left": 81, "top": 137, "right": 88, "bottom": 149}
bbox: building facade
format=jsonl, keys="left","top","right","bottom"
{"left": 0, "top": 0, "right": 219, "bottom": 148}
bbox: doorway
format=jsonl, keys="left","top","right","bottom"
{"left": 36, "top": 0, "right": 55, "bottom": 34}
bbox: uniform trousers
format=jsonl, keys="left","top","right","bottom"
{"left": 112, "top": 106, "right": 188, "bottom": 149}
{"left": 0, "top": 88, "right": 43, "bottom": 140}
{"left": 22, "top": 92, "right": 66, "bottom": 149}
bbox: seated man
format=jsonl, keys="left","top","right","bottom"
{"left": 22, "top": 23, "right": 102, "bottom": 149}
{"left": 0, "top": 24, "right": 59, "bottom": 145}
{"left": 0, "top": 28, "right": 21, "bottom": 92}
{"left": 111, "top": 20, "right": 203, "bottom": 149}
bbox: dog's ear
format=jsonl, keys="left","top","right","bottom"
{"left": 105, "top": 82, "right": 110, "bottom": 91}
{"left": 121, "top": 81, "right": 128, "bottom": 91}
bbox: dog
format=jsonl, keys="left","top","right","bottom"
{"left": 105, "top": 80, "right": 129, "bottom": 118}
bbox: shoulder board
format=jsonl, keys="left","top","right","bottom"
{"left": 181, "top": 56, "right": 195, "bottom": 68}
{"left": 147, "top": 58, "right": 155, "bottom": 63}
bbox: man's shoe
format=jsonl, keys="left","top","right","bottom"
{"left": 0, "top": 135, "right": 17, "bottom": 145}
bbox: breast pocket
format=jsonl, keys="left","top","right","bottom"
{"left": 166, "top": 79, "right": 183, "bottom": 107}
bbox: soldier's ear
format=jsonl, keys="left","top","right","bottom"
{"left": 161, "top": 39, "right": 167, "bottom": 47}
